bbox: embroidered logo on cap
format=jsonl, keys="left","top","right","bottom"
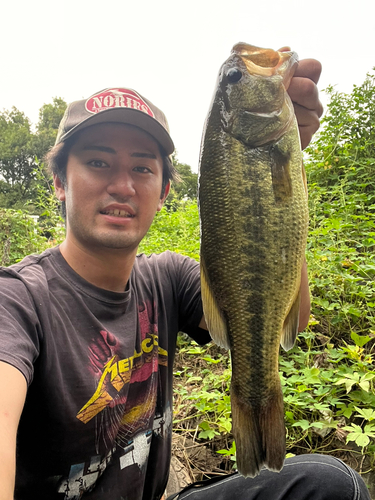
{"left": 85, "top": 88, "right": 155, "bottom": 117}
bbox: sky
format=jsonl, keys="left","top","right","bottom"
{"left": 1, "top": 0, "right": 374, "bottom": 171}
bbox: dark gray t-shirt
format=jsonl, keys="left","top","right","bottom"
{"left": 0, "top": 247, "right": 209, "bottom": 500}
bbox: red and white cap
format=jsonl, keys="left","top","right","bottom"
{"left": 55, "top": 88, "right": 174, "bottom": 154}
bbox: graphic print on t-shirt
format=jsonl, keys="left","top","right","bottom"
{"left": 77, "top": 299, "right": 167, "bottom": 433}
{"left": 56, "top": 300, "right": 170, "bottom": 499}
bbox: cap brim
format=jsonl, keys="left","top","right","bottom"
{"left": 57, "top": 107, "right": 175, "bottom": 155}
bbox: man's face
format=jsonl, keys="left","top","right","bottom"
{"left": 54, "top": 123, "right": 169, "bottom": 253}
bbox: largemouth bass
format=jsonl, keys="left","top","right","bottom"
{"left": 198, "top": 43, "right": 309, "bottom": 477}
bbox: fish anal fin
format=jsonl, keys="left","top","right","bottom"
{"left": 200, "top": 258, "right": 230, "bottom": 349}
{"left": 232, "top": 383, "right": 285, "bottom": 477}
{"left": 280, "top": 288, "right": 301, "bottom": 351}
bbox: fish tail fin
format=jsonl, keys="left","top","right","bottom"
{"left": 231, "top": 383, "right": 285, "bottom": 477}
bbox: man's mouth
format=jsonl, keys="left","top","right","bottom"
{"left": 101, "top": 209, "right": 135, "bottom": 218}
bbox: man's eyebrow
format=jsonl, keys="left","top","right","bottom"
{"left": 131, "top": 152, "right": 157, "bottom": 159}
{"left": 83, "top": 145, "right": 116, "bottom": 154}
{"left": 81, "top": 147, "right": 157, "bottom": 159}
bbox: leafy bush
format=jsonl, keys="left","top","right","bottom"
{"left": 139, "top": 200, "right": 200, "bottom": 261}
{"left": 305, "top": 70, "right": 375, "bottom": 343}
{"left": 0, "top": 161, "right": 65, "bottom": 266}
{"left": 0, "top": 209, "right": 53, "bottom": 265}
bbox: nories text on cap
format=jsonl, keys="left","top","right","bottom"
{"left": 55, "top": 88, "right": 174, "bottom": 155}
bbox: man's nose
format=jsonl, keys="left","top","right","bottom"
{"left": 107, "top": 171, "right": 136, "bottom": 198}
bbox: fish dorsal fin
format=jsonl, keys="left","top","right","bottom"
{"left": 200, "top": 257, "right": 230, "bottom": 349}
{"left": 280, "top": 287, "right": 301, "bottom": 351}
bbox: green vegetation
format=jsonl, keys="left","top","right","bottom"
{"left": 0, "top": 98, "right": 67, "bottom": 210}
{"left": 1, "top": 71, "right": 374, "bottom": 482}
{"left": 139, "top": 200, "right": 200, "bottom": 261}
{"left": 0, "top": 160, "right": 65, "bottom": 266}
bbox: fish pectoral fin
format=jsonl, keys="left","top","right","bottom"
{"left": 200, "top": 258, "right": 230, "bottom": 349}
{"left": 269, "top": 144, "right": 292, "bottom": 204}
{"left": 280, "top": 288, "right": 301, "bottom": 351}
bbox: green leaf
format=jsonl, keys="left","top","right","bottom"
{"left": 292, "top": 420, "right": 311, "bottom": 431}
{"left": 198, "top": 429, "right": 219, "bottom": 439}
{"left": 202, "top": 356, "right": 221, "bottom": 364}
{"left": 350, "top": 332, "right": 373, "bottom": 347}
{"left": 354, "top": 434, "right": 370, "bottom": 448}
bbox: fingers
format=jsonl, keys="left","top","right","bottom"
{"left": 278, "top": 49, "right": 323, "bottom": 149}
{"left": 288, "top": 58, "right": 323, "bottom": 150}
{"left": 289, "top": 76, "right": 324, "bottom": 116}
{"left": 293, "top": 103, "right": 321, "bottom": 150}
{"left": 294, "top": 58, "right": 322, "bottom": 85}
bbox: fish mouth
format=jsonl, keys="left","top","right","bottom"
{"left": 231, "top": 43, "right": 298, "bottom": 88}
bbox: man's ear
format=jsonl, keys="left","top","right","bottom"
{"left": 53, "top": 174, "right": 66, "bottom": 202}
{"left": 157, "top": 182, "right": 171, "bottom": 211}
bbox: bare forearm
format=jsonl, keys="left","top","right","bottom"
{"left": 0, "top": 449, "right": 16, "bottom": 500}
{"left": 0, "top": 362, "right": 27, "bottom": 500}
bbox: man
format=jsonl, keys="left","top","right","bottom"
{"left": 0, "top": 62, "right": 370, "bottom": 500}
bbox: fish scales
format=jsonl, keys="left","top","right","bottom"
{"left": 198, "top": 43, "right": 309, "bottom": 477}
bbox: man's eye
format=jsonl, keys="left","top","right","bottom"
{"left": 88, "top": 160, "right": 108, "bottom": 168}
{"left": 134, "top": 166, "right": 152, "bottom": 174}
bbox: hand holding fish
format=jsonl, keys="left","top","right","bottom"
{"left": 287, "top": 57, "right": 323, "bottom": 149}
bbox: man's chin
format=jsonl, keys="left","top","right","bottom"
{"left": 99, "top": 238, "right": 140, "bottom": 251}
{"left": 79, "top": 232, "right": 141, "bottom": 252}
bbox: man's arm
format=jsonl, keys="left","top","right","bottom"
{"left": 0, "top": 361, "right": 27, "bottom": 500}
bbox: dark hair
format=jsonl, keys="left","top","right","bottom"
{"left": 45, "top": 129, "right": 178, "bottom": 218}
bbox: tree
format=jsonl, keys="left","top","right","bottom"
{"left": 0, "top": 98, "right": 67, "bottom": 209}
{"left": 305, "top": 69, "right": 375, "bottom": 196}
{"left": 34, "top": 97, "right": 67, "bottom": 160}
{"left": 173, "top": 161, "right": 198, "bottom": 200}
{"left": 304, "top": 68, "right": 375, "bottom": 343}
{"left": 165, "top": 155, "right": 198, "bottom": 209}
{"left": 0, "top": 108, "right": 35, "bottom": 193}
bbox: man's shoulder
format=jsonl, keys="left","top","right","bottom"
{"left": 0, "top": 247, "right": 57, "bottom": 292}
{"left": 135, "top": 251, "right": 199, "bottom": 274}
{"left": 135, "top": 250, "right": 197, "bottom": 264}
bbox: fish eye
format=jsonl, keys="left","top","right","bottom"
{"left": 226, "top": 68, "right": 242, "bottom": 84}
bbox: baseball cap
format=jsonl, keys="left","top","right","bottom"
{"left": 55, "top": 87, "right": 175, "bottom": 155}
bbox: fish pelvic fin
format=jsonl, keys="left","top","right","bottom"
{"left": 200, "top": 257, "right": 230, "bottom": 349}
{"left": 231, "top": 383, "right": 285, "bottom": 477}
{"left": 280, "top": 287, "right": 301, "bottom": 351}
